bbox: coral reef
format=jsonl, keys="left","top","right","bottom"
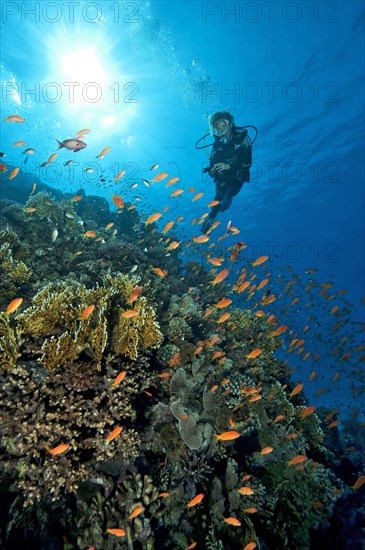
{"left": 0, "top": 189, "right": 362, "bottom": 550}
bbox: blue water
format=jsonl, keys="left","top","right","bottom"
{"left": 1, "top": 1, "right": 365, "bottom": 547}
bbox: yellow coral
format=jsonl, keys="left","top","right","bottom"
{"left": 0, "top": 313, "right": 21, "bottom": 370}
{"left": 13, "top": 274, "right": 162, "bottom": 369}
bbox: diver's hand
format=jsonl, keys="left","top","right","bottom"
{"left": 211, "top": 163, "right": 230, "bottom": 173}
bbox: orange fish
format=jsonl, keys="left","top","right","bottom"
{"left": 106, "top": 529, "right": 126, "bottom": 537}
{"left": 215, "top": 430, "right": 240, "bottom": 441}
{"left": 194, "top": 235, "right": 210, "bottom": 244}
{"left": 145, "top": 212, "right": 162, "bottom": 225}
{"left": 208, "top": 200, "right": 220, "bottom": 207}
{"left": 152, "top": 267, "right": 168, "bottom": 277}
{"left": 5, "top": 115, "right": 26, "bottom": 122}
{"left": 169, "top": 352, "right": 181, "bottom": 366}
{"left": 112, "top": 195, "right": 124, "bottom": 208}
{"left": 122, "top": 309, "right": 139, "bottom": 319}
{"left": 163, "top": 221, "right": 174, "bottom": 233}
{"left": 84, "top": 231, "right": 97, "bottom": 237}
{"left": 310, "top": 371, "right": 317, "bottom": 382}
{"left": 269, "top": 325, "right": 288, "bottom": 337}
{"left": 167, "top": 241, "right": 181, "bottom": 251}
{"left": 185, "top": 543, "right": 197, "bottom": 550}
{"left": 192, "top": 192, "right": 204, "bottom": 201}
{"left": 152, "top": 172, "right": 168, "bottom": 182}
{"left": 208, "top": 257, "right": 224, "bottom": 266}
{"left": 24, "top": 207, "right": 37, "bottom": 213}
{"left": 249, "top": 394, "right": 262, "bottom": 403}
{"left": 289, "top": 384, "right": 303, "bottom": 398}
{"left": 0, "top": 163, "right": 7, "bottom": 172}
{"left": 259, "top": 447, "right": 273, "bottom": 455}
{"left": 243, "top": 543, "right": 257, "bottom": 550}
{"left": 158, "top": 492, "right": 170, "bottom": 498}
{"left": 300, "top": 406, "right": 316, "bottom": 417}
{"left": 128, "top": 506, "right": 144, "bottom": 520}
{"left": 5, "top": 298, "right": 23, "bottom": 315}
{"left": 352, "top": 475, "right": 365, "bottom": 491}
{"left": 252, "top": 255, "right": 269, "bottom": 266}
{"left": 30, "top": 182, "right": 37, "bottom": 194}
{"left": 48, "top": 443, "right": 70, "bottom": 455}
{"left": 223, "top": 517, "right": 241, "bottom": 526}
{"left": 129, "top": 286, "right": 142, "bottom": 304}
{"left": 244, "top": 508, "right": 258, "bottom": 514}
{"left": 105, "top": 426, "right": 123, "bottom": 444}
{"left": 257, "top": 278, "right": 269, "bottom": 290}
{"left": 80, "top": 304, "right": 95, "bottom": 320}
{"left": 97, "top": 147, "right": 111, "bottom": 158}
{"left": 217, "top": 313, "right": 230, "bottom": 324}
{"left": 166, "top": 177, "right": 180, "bottom": 186}
{"left": 215, "top": 298, "right": 232, "bottom": 308}
{"left": 170, "top": 189, "right": 184, "bottom": 197}
{"left": 9, "top": 167, "right": 20, "bottom": 180}
{"left": 114, "top": 170, "right": 126, "bottom": 181}
{"left": 157, "top": 372, "right": 170, "bottom": 379}
{"left": 186, "top": 493, "right": 204, "bottom": 508}
{"left": 288, "top": 454, "right": 307, "bottom": 466}
{"left": 246, "top": 349, "right": 263, "bottom": 359}
{"left": 71, "top": 195, "right": 83, "bottom": 202}
{"left": 76, "top": 128, "right": 91, "bottom": 135}
{"left": 238, "top": 486, "right": 254, "bottom": 495}
{"left": 211, "top": 268, "right": 229, "bottom": 285}
{"left": 112, "top": 371, "right": 127, "bottom": 386}
{"left": 47, "top": 153, "right": 57, "bottom": 164}
{"left": 237, "top": 281, "right": 250, "bottom": 294}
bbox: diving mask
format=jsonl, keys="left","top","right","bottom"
{"left": 211, "top": 119, "right": 231, "bottom": 137}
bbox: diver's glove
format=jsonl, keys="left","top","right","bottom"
{"left": 201, "top": 216, "right": 214, "bottom": 234}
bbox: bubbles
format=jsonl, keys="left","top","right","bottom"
{"left": 182, "top": 68, "right": 191, "bottom": 75}
{"left": 192, "top": 58, "right": 200, "bottom": 67}
{"left": 172, "top": 45, "right": 177, "bottom": 52}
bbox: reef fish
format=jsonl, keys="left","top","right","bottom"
{"left": 80, "top": 304, "right": 95, "bottom": 320}
{"left": 216, "top": 430, "right": 240, "bottom": 441}
{"left": 106, "top": 529, "right": 126, "bottom": 537}
{"left": 5, "top": 115, "right": 26, "bottom": 122}
{"left": 128, "top": 506, "right": 144, "bottom": 520}
{"left": 223, "top": 517, "right": 241, "bottom": 526}
{"left": 246, "top": 349, "right": 263, "bottom": 359}
{"left": 211, "top": 268, "right": 230, "bottom": 285}
{"left": 186, "top": 493, "right": 204, "bottom": 508}
{"left": 288, "top": 454, "right": 307, "bottom": 466}
{"left": 48, "top": 443, "right": 70, "bottom": 455}
{"left": 104, "top": 426, "right": 123, "bottom": 444}
{"left": 352, "top": 475, "right": 365, "bottom": 491}
{"left": 122, "top": 309, "right": 139, "bottom": 318}
{"left": 112, "top": 371, "right": 127, "bottom": 386}
{"left": 5, "top": 298, "right": 23, "bottom": 315}
{"left": 152, "top": 172, "right": 168, "bottom": 182}
{"left": 56, "top": 139, "right": 87, "bottom": 152}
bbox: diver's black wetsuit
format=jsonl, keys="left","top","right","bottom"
{"left": 203, "top": 126, "right": 252, "bottom": 230}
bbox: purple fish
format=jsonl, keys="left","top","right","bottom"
{"left": 56, "top": 139, "right": 87, "bottom": 153}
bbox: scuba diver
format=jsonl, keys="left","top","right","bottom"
{"left": 196, "top": 111, "right": 256, "bottom": 234}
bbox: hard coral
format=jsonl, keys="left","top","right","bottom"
{"left": 14, "top": 272, "right": 162, "bottom": 369}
